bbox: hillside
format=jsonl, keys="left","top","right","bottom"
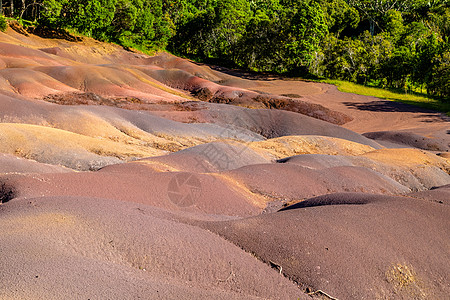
{"left": 0, "top": 26, "right": 449, "bottom": 299}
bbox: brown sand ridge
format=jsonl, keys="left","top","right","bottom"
{"left": 0, "top": 25, "right": 449, "bottom": 299}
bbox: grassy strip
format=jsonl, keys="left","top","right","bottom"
{"left": 323, "top": 79, "right": 450, "bottom": 116}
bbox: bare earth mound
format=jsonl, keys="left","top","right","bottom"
{"left": 0, "top": 196, "right": 305, "bottom": 299}
{"left": 202, "top": 193, "right": 450, "bottom": 299}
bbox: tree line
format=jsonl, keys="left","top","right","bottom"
{"left": 2, "top": 0, "right": 449, "bottom": 98}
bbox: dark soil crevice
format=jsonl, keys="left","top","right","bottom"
{"left": 0, "top": 182, "right": 16, "bottom": 204}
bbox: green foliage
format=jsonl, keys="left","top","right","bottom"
{"left": 320, "top": 36, "right": 367, "bottom": 83}
{"left": 169, "top": 0, "right": 252, "bottom": 60}
{"left": 286, "top": 1, "right": 328, "bottom": 69}
{"left": 233, "top": 0, "right": 328, "bottom": 73}
{"left": 319, "top": 0, "right": 359, "bottom": 35}
{"left": 109, "top": 0, "right": 164, "bottom": 49}
{"left": 232, "top": 2, "right": 284, "bottom": 71}
{"left": 426, "top": 43, "right": 450, "bottom": 98}
{"left": 0, "top": 15, "right": 7, "bottom": 32}
{"left": 38, "top": 0, "right": 172, "bottom": 50}
{"left": 312, "top": 0, "right": 449, "bottom": 100}
{"left": 40, "top": 0, "right": 117, "bottom": 38}
{"left": 41, "top": 0, "right": 67, "bottom": 28}
{"left": 383, "top": 9, "right": 404, "bottom": 41}
{"left": 169, "top": 0, "right": 328, "bottom": 74}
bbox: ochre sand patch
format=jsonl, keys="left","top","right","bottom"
{"left": 249, "top": 135, "right": 375, "bottom": 159}
{"left": 0, "top": 123, "right": 162, "bottom": 169}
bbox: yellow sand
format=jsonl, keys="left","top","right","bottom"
{"left": 249, "top": 135, "right": 376, "bottom": 160}
{"left": 0, "top": 123, "right": 164, "bottom": 160}
{"left": 361, "top": 148, "right": 450, "bottom": 173}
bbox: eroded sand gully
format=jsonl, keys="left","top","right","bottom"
{"left": 0, "top": 27, "right": 449, "bottom": 299}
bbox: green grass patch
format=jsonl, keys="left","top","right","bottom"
{"left": 323, "top": 79, "right": 450, "bottom": 116}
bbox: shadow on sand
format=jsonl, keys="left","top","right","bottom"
{"left": 343, "top": 100, "right": 433, "bottom": 113}
{"left": 343, "top": 100, "right": 449, "bottom": 122}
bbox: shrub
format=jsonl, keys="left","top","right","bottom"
{"left": 0, "top": 15, "right": 8, "bottom": 32}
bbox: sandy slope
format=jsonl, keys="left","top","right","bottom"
{"left": 0, "top": 26, "right": 449, "bottom": 299}
{"left": 202, "top": 192, "right": 450, "bottom": 299}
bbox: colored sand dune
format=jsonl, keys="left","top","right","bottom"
{"left": 0, "top": 27, "right": 449, "bottom": 299}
